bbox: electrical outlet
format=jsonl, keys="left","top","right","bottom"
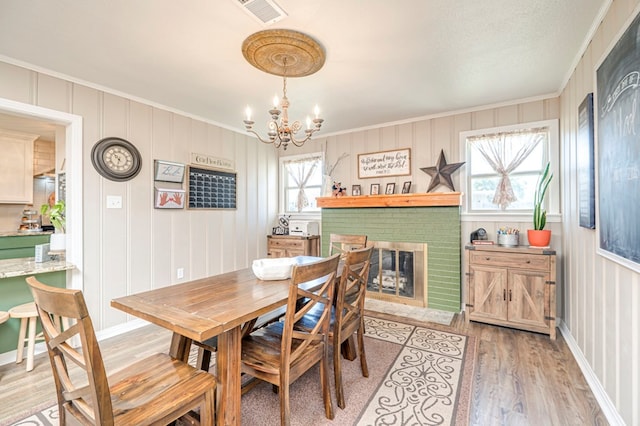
{"left": 177, "top": 268, "right": 184, "bottom": 279}
{"left": 106, "top": 195, "right": 122, "bottom": 209}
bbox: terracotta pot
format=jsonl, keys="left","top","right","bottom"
{"left": 527, "top": 229, "right": 551, "bottom": 247}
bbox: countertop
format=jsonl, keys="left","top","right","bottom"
{"left": 0, "top": 256, "right": 75, "bottom": 279}
{"left": 0, "top": 231, "right": 53, "bottom": 237}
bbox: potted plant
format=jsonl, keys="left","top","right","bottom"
{"left": 40, "top": 199, "right": 66, "bottom": 251}
{"left": 528, "top": 162, "right": 553, "bottom": 247}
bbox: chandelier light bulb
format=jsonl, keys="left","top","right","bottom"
{"left": 306, "top": 116, "right": 312, "bottom": 129}
{"left": 245, "top": 106, "right": 252, "bottom": 121}
{"left": 273, "top": 95, "right": 279, "bottom": 108}
{"left": 314, "top": 105, "right": 320, "bottom": 119}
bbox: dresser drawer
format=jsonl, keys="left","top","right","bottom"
{"left": 268, "top": 239, "right": 304, "bottom": 250}
{"left": 469, "top": 251, "right": 549, "bottom": 270}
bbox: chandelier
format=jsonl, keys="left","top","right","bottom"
{"left": 241, "top": 29, "right": 326, "bottom": 150}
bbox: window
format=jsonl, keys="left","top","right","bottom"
{"left": 280, "top": 152, "right": 324, "bottom": 214}
{"left": 462, "top": 121, "right": 556, "bottom": 213}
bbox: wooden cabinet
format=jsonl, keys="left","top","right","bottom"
{"left": 0, "top": 130, "right": 37, "bottom": 204}
{"left": 465, "top": 245, "right": 556, "bottom": 339}
{"left": 267, "top": 235, "right": 320, "bottom": 258}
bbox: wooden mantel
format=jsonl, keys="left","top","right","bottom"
{"left": 316, "top": 192, "right": 462, "bottom": 208}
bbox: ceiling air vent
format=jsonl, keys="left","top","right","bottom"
{"left": 236, "top": 0, "right": 287, "bottom": 25}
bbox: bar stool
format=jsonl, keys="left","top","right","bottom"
{"left": 9, "top": 302, "right": 44, "bottom": 372}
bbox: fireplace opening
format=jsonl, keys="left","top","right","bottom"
{"left": 366, "top": 241, "right": 427, "bottom": 307}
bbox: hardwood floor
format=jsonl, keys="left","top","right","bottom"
{"left": 0, "top": 313, "right": 608, "bottom": 425}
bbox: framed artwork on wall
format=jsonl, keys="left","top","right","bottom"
{"left": 358, "top": 148, "right": 411, "bottom": 178}
{"left": 595, "top": 8, "right": 640, "bottom": 271}
{"left": 402, "top": 181, "right": 411, "bottom": 194}
{"left": 154, "top": 160, "right": 185, "bottom": 183}
{"left": 577, "top": 93, "right": 595, "bottom": 229}
{"left": 154, "top": 188, "right": 185, "bottom": 209}
{"left": 352, "top": 185, "right": 361, "bottom": 196}
{"left": 370, "top": 183, "right": 380, "bottom": 195}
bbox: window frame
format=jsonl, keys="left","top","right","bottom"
{"left": 278, "top": 151, "right": 324, "bottom": 217}
{"left": 459, "top": 119, "right": 559, "bottom": 220}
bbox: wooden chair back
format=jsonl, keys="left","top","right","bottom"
{"left": 328, "top": 233, "right": 368, "bottom": 257}
{"left": 241, "top": 254, "right": 341, "bottom": 425}
{"left": 332, "top": 246, "right": 373, "bottom": 407}
{"left": 335, "top": 246, "right": 374, "bottom": 343}
{"left": 26, "top": 276, "right": 114, "bottom": 424}
{"left": 27, "top": 276, "right": 217, "bottom": 426}
{"left": 282, "top": 253, "right": 340, "bottom": 370}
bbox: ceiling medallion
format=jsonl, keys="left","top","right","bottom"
{"left": 241, "top": 29, "right": 326, "bottom": 150}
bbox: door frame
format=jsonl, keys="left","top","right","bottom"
{"left": 0, "top": 97, "right": 83, "bottom": 291}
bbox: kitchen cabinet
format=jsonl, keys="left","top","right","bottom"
{"left": 267, "top": 235, "right": 320, "bottom": 258}
{"left": 0, "top": 130, "right": 37, "bottom": 204}
{"left": 465, "top": 245, "right": 556, "bottom": 339}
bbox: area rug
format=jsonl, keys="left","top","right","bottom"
{"left": 3, "top": 314, "right": 476, "bottom": 426}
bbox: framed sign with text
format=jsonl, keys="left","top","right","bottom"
{"left": 358, "top": 148, "right": 411, "bottom": 178}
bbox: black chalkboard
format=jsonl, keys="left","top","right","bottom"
{"left": 596, "top": 10, "right": 640, "bottom": 267}
{"left": 187, "top": 166, "right": 237, "bottom": 209}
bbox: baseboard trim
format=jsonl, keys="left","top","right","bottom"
{"left": 558, "top": 319, "right": 625, "bottom": 426}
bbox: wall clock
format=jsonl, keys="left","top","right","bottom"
{"left": 91, "top": 137, "right": 142, "bottom": 182}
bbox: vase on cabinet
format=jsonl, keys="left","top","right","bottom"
{"left": 323, "top": 175, "right": 333, "bottom": 197}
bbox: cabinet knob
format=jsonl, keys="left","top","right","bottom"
{"left": 485, "top": 257, "right": 491, "bottom": 261}
{"left": 526, "top": 260, "right": 531, "bottom": 264}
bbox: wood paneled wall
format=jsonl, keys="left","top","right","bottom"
{"left": 0, "top": 61, "right": 278, "bottom": 333}
{"left": 559, "top": 1, "right": 640, "bottom": 424}
{"left": 294, "top": 97, "right": 563, "bottom": 313}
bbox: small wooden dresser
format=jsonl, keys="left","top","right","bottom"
{"left": 465, "top": 244, "right": 556, "bottom": 339}
{"left": 267, "top": 235, "right": 320, "bottom": 258}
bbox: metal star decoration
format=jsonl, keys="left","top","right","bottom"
{"left": 420, "top": 149, "right": 465, "bottom": 192}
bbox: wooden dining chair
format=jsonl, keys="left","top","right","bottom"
{"left": 26, "top": 276, "right": 216, "bottom": 426}
{"left": 328, "top": 233, "right": 368, "bottom": 257}
{"left": 297, "top": 246, "right": 373, "bottom": 409}
{"left": 240, "top": 254, "right": 341, "bottom": 426}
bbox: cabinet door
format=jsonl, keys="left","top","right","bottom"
{"left": 267, "top": 247, "right": 287, "bottom": 258}
{"left": 0, "top": 131, "right": 35, "bottom": 203}
{"left": 285, "top": 248, "right": 305, "bottom": 257}
{"left": 508, "top": 269, "right": 548, "bottom": 331}
{"left": 469, "top": 265, "right": 508, "bottom": 322}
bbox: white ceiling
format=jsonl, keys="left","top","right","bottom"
{"left": 0, "top": 0, "right": 608, "bottom": 138}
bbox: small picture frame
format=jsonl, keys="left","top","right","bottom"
{"left": 385, "top": 183, "right": 396, "bottom": 194}
{"left": 352, "top": 184, "right": 362, "bottom": 196}
{"left": 155, "top": 188, "right": 185, "bottom": 209}
{"left": 370, "top": 183, "right": 380, "bottom": 195}
{"left": 154, "top": 160, "right": 185, "bottom": 183}
{"left": 402, "top": 181, "right": 412, "bottom": 194}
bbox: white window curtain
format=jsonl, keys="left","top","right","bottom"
{"left": 285, "top": 158, "right": 319, "bottom": 212}
{"left": 468, "top": 127, "right": 546, "bottom": 210}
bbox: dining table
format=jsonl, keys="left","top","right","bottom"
{"left": 110, "top": 256, "right": 351, "bottom": 426}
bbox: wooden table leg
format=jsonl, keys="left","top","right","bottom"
{"left": 216, "top": 326, "right": 242, "bottom": 426}
{"left": 169, "top": 332, "right": 192, "bottom": 362}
